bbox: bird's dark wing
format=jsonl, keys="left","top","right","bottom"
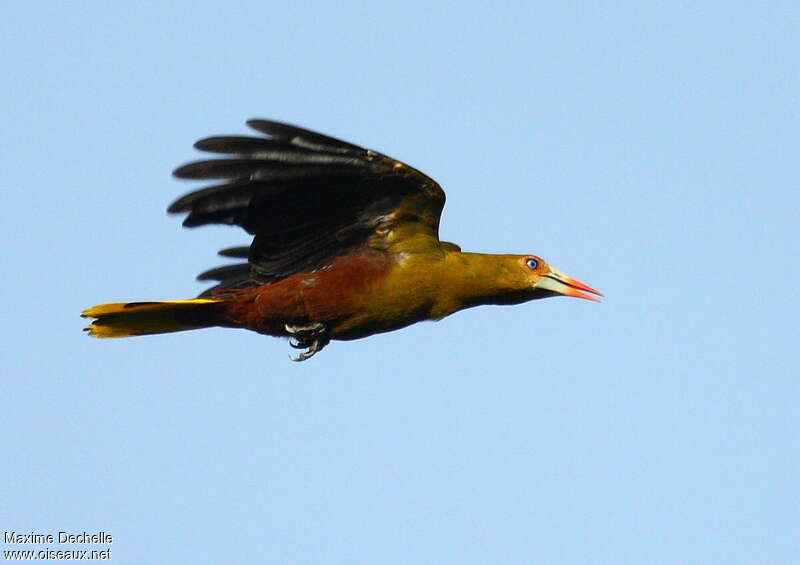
{"left": 193, "top": 247, "right": 252, "bottom": 297}
{"left": 169, "top": 120, "right": 446, "bottom": 290}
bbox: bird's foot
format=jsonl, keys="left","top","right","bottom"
{"left": 285, "top": 322, "right": 330, "bottom": 362}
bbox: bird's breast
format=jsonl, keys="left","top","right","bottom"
{"left": 323, "top": 252, "right": 445, "bottom": 340}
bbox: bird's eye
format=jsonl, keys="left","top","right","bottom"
{"left": 526, "top": 258, "right": 538, "bottom": 270}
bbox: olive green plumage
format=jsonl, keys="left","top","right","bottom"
{"left": 83, "top": 120, "right": 600, "bottom": 360}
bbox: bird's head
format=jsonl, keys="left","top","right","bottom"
{"left": 517, "top": 255, "right": 603, "bottom": 302}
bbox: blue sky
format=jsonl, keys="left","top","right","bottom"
{"left": 2, "top": 2, "right": 798, "bottom": 563}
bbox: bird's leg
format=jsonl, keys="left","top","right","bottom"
{"left": 285, "top": 322, "right": 330, "bottom": 362}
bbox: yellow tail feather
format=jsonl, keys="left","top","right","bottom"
{"left": 81, "top": 299, "right": 222, "bottom": 338}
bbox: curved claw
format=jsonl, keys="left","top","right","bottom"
{"left": 289, "top": 338, "right": 324, "bottom": 362}
{"left": 285, "top": 321, "right": 330, "bottom": 362}
{"left": 290, "top": 349, "right": 316, "bottom": 362}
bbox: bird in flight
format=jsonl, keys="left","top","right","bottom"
{"left": 82, "top": 120, "right": 601, "bottom": 361}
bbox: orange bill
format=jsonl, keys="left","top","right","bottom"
{"left": 534, "top": 267, "right": 603, "bottom": 302}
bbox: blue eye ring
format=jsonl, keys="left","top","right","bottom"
{"left": 526, "top": 258, "right": 538, "bottom": 270}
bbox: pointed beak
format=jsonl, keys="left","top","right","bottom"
{"left": 534, "top": 267, "right": 603, "bottom": 302}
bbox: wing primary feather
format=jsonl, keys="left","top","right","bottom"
{"left": 168, "top": 170, "right": 363, "bottom": 214}
{"left": 217, "top": 246, "right": 249, "bottom": 258}
{"left": 246, "top": 119, "right": 364, "bottom": 154}
{"left": 196, "top": 263, "right": 251, "bottom": 281}
{"left": 173, "top": 157, "right": 365, "bottom": 180}
{"left": 194, "top": 136, "right": 308, "bottom": 155}
{"left": 168, "top": 181, "right": 264, "bottom": 214}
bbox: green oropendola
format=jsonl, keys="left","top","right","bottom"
{"left": 83, "top": 120, "right": 601, "bottom": 361}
